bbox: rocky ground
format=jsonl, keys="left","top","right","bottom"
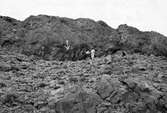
{"left": 0, "top": 48, "right": 167, "bottom": 113}
{"left": 0, "top": 15, "right": 167, "bottom": 113}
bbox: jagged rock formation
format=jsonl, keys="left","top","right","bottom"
{"left": 117, "top": 25, "right": 167, "bottom": 56}
{"left": 0, "top": 15, "right": 167, "bottom": 61}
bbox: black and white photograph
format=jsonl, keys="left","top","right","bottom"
{"left": 0, "top": 0, "right": 167, "bottom": 113}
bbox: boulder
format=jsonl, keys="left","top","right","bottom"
{"left": 48, "top": 85, "right": 102, "bottom": 113}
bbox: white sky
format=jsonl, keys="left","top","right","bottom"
{"left": 0, "top": 0, "right": 167, "bottom": 35}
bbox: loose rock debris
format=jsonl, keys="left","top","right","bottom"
{"left": 0, "top": 50, "right": 167, "bottom": 113}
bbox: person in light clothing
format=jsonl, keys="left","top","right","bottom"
{"left": 85, "top": 48, "right": 95, "bottom": 64}
{"left": 91, "top": 49, "right": 95, "bottom": 60}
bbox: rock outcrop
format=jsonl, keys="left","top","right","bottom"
{"left": 0, "top": 15, "right": 167, "bottom": 61}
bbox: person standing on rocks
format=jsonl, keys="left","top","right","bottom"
{"left": 86, "top": 49, "right": 95, "bottom": 65}
{"left": 91, "top": 49, "right": 95, "bottom": 60}
{"left": 85, "top": 49, "right": 95, "bottom": 60}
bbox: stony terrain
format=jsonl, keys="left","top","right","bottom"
{"left": 0, "top": 48, "right": 167, "bottom": 113}
{"left": 0, "top": 15, "right": 167, "bottom": 113}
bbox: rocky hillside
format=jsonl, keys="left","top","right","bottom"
{"left": 0, "top": 49, "right": 167, "bottom": 113}
{"left": 0, "top": 15, "right": 167, "bottom": 113}
{"left": 0, "top": 15, "right": 167, "bottom": 61}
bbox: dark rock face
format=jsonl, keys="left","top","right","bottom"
{"left": 54, "top": 88, "right": 102, "bottom": 113}
{"left": 11, "top": 15, "right": 117, "bottom": 61}
{"left": 117, "top": 24, "right": 167, "bottom": 57}
{"left": 53, "top": 43, "right": 91, "bottom": 61}
{"left": 0, "top": 15, "right": 167, "bottom": 61}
